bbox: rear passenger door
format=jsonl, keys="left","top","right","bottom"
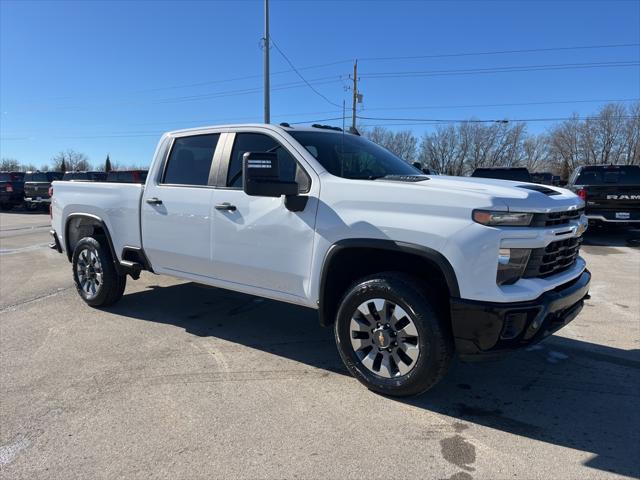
{"left": 141, "top": 133, "right": 221, "bottom": 278}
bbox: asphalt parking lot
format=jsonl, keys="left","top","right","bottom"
{"left": 1, "top": 210, "right": 639, "bottom": 480}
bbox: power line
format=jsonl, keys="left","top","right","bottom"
{"left": 360, "top": 98, "right": 640, "bottom": 112}
{"left": 135, "top": 43, "right": 640, "bottom": 94}
{"left": 55, "top": 77, "right": 344, "bottom": 110}
{"left": 155, "top": 76, "right": 342, "bottom": 104}
{"left": 270, "top": 37, "right": 343, "bottom": 108}
{"left": 360, "top": 61, "right": 640, "bottom": 79}
{"left": 130, "top": 60, "right": 350, "bottom": 94}
{"left": 357, "top": 114, "right": 640, "bottom": 126}
{"left": 359, "top": 42, "right": 640, "bottom": 62}
{"left": 288, "top": 117, "right": 345, "bottom": 125}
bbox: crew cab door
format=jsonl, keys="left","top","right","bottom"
{"left": 211, "top": 130, "right": 318, "bottom": 301}
{"left": 141, "top": 132, "right": 222, "bottom": 277}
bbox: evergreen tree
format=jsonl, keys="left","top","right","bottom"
{"left": 105, "top": 154, "right": 112, "bottom": 172}
{"left": 61, "top": 158, "right": 67, "bottom": 172}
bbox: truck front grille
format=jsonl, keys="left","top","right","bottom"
{"left": 531, "top": 208, "right": 584, "bottom": 227}
{"left": 523, "top": 236, "right": 582, "bottom": 278}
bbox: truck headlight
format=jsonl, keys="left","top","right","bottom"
{"left": 473, "top": 210, "right": 533, "bottom": 227}
{"left": 497, "top": 248, "right": 531, "bottom": 285}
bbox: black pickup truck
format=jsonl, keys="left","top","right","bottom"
{"left": 24, "top": 171, "right": 63, "bottom": 210}
{"left": 567, "top": 165, "right": 640, "bottom": 226}
{"left": 0, "top": 171, "right": 25, "bottom": 210}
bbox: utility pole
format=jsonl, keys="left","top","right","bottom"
{"left": 263, "top": 0, "right": 270, "bottom": 124}
{"left": 351, "top": 59, "right": 358, "bottom": 131}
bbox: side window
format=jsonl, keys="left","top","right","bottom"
{"left": 163, "top": 134, "right": 220, "bottom": 186}
{"left": 226, "top": 133, "right": 309, "bottom": 191}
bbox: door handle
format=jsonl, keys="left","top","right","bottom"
{"left": 215, "top": 202, "right": 237, "bottom": 211}
{"left": 146, "top": 197, "right": 163, "bottom": 205}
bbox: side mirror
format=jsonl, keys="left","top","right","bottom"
{"left": 242, "top": 152, "right": 299, "bottom": 197}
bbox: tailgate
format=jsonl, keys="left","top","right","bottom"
{"left": 585, "top": 185, "right": 640, "bottom": 210}
{"left": 25, "top": 182, "right": 51, "bottom": 198}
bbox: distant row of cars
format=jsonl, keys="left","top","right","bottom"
{"left": 0, "top": 170, "right": 148, "bottom": 210}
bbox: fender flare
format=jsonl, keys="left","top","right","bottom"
{"left": 64, "top": 213, "right": 122, "bottom": 273}
{"left": 318, "top": 238, "right": 460, "bottom": 326}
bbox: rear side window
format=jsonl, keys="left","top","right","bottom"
{"left": 226, "top": 133, "right": 309, "bottom": 191}
{"left": 575, "top": 166, "right": 640, "bottom": 185}
{"left": 106, "top": 171, "right": 147, "bottom": 183}
{"left": 25, "top": 172, "right": 49, "bottom": 182}
{"left": 163, "top": 134, "right": 220, "bottom": 186}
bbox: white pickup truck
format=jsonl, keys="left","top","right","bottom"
{"left": 50, "top": 123, "right": 591, "bottom": 396}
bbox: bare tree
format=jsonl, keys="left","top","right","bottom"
{"left": 548, "top": 114, "right": 583, "bottom": 177}
{"left": 364, "top": 102, "right": 638, "bottom": 179}
{"left": 52, "top": 149, "right": 91, "bottom": 172}
{"left": 522, "top": 135, "right": 550, "bottom": 172}
{"left": 0, "top": 158, "right": 21, "bottom": 171}
{"left": 364, "top": 126, "right": 392, "bottom": 147}
{"left": 419, "top": 125, "right": 459, "bottom": 174}
{"left": 387, "top": 130, "right": 418, "bottom": 163}
{"left": 621, "top": 102, "right": 640, "bottom": 165}
{"left": 363, "top": 127, "right": 418, "bottom": 163}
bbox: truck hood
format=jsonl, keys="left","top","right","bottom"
{"left": 379, "top": 174, "right": 584, "bottom": 213}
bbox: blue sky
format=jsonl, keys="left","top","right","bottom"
{"left": 1, "top": 0, "right": 639, "bottom": 168}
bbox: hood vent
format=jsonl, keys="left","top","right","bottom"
{"left": 517, "top": 184, "right": 561, "bottom": 196}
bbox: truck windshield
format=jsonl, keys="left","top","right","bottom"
{"left": 288, "top": 131, "right": 422, "bottom": 180}
{"left": 575, "top": 166, "right": 640, "bottom": 185}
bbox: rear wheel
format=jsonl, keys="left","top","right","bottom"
{"left": 334, "top": 272, "right": 453, "bottom": 397}
{"left": 72, "top": 237, "right": 126, "bottom": 307}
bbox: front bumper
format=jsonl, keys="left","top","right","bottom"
{"left": 450, "top": 270, "right": 591, "bottom": 360}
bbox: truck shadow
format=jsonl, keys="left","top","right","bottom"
{"left": 109, "top": 281, "right": 640, "bottom": 478}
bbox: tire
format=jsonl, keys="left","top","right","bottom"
{"left": 334, "top": 272, "right": 453, "bottom": 397}
{"left": 72, "top": 237, "right": 126, "bottom": 307}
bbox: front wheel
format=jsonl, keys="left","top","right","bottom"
{"left": 72, "top": 237, "right": 126, "bottom": 307}
{"left": 334, "top": 272, "right": 453, "bottom": 397}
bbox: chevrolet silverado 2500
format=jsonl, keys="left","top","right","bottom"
{"left": 50, "top": 124, "right": 591, "bottom": 396}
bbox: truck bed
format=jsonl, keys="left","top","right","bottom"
{"left": 51, "top": 181, "right": 145, "bottom": 260}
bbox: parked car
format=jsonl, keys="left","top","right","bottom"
{"left": 0, "top": 171, "right": 26, "bottom": 210}
{"left": 471, "top": 167, "right": 532, "bottom": 183}
{"left": 106, "top": 170, "right": 147, "bottom": 183}
{"left": 51, "top": 124, "right": 590, "bottom": 397}
{"left": 567, "top": 164, "right": 640, "bottom": 226}
{"left": 63, "top": 171, "right": 107, "bottom": 182}
{"left": 531, "top": 172, "right": 554, "bottom": 185}
{"left": 24, "top": 171, "right": 63, "bottom": 210}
